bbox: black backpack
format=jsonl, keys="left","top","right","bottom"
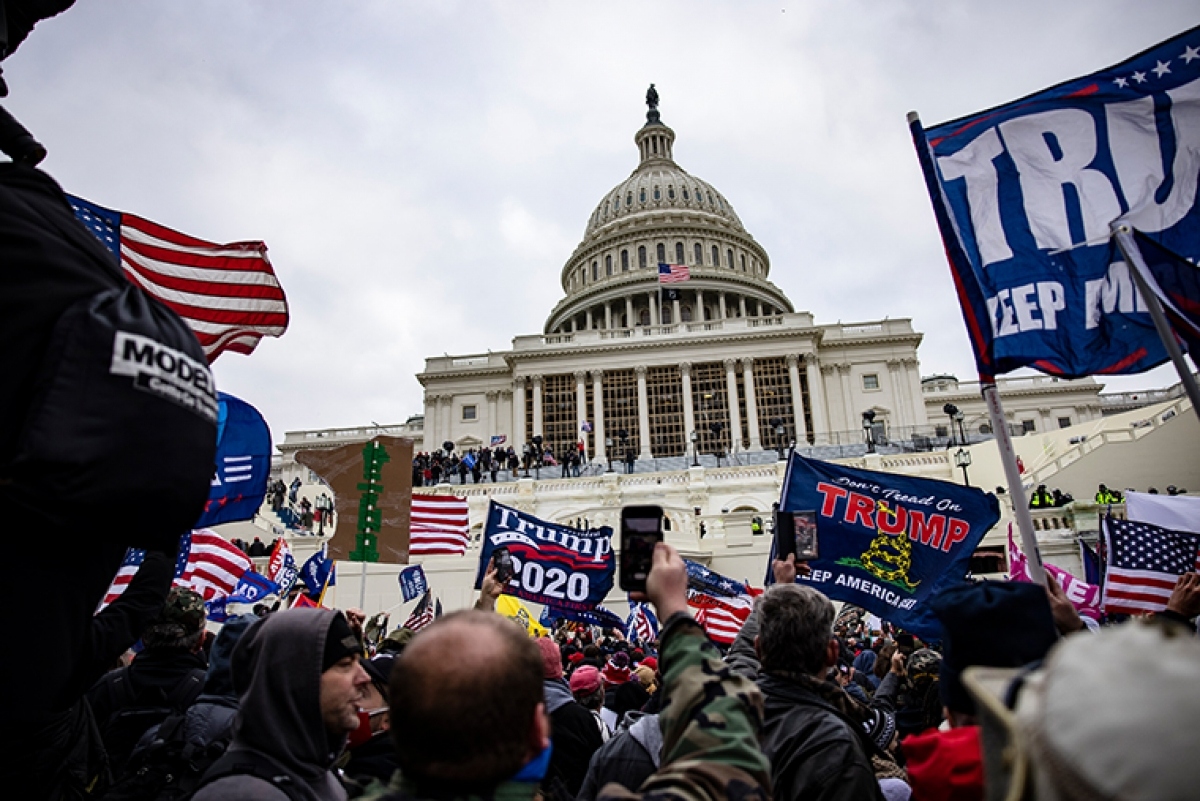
{"left": 94, "top": 666, "right": 206, "bottom": 778}
{"left": 100, "top": 705, "right": 230, "bottom": 801}
{"left": 192, "top": 749, "right": 308, "bottom": 801}
{"left": 0, "top": 164, "right": 217, "bottom": 550}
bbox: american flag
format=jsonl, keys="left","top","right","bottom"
{"left": 176, "top": 529, "right": 255, "bottom": 600}
{"left": 410, "top": 495, "right": 471, "bottom": 556}
{"left": 98, "top": 548, "right": 149, "bottom": 611}
{"left": 68, "top": 195, "right": 289, "bottom": 362}
{"left": 1102, "top": 516, "right": 1200, "bottom": 615}
{"left": 403, "top": 590, "right": 436, "bottom": 632}
{"left": 688, "top": 590, "right": 753, "bottom": 645}
{"left": 658, "top": 262, "right": 690, "bottom": 283}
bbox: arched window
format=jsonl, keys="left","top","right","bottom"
{"left": 638, "top": 246, "right": 647, "bottom": 268}
{"left": 639, "top": 188, "right": 646, "bottom": 203}
{"left": 694, "top": 243, "right": 702, "bottom": 265}
{"left": 707, "top": 191, "right": 714, "bottom": 205}
{"left": 604, "top": 201, "right": 609, "bottom": 217}
{"left": 681, "top": 305, "right": 693, "bottom": 322}
{"left": 592, "top": 261, "right": 598, "bottom": 281}
{"left": 627, "top": 192, "right": 633, "bottom": 206}
{"left": 712, "top": 245, "right": 719, "bottom": 266}
{"left": 621, "top": 249, "right": 629, "bottom": 271}
{"left": 656, "top": 243, "right": 666, "bottom": 263}
{"left": 675, "top": 242, "right": 684, "bottom": 263}
{"left": 638, "top": 309, "right": 650, "bottom": 326}
{"left": 740, "top": 254, "right": 746, "bottom": 271}
{"left": 682, "top": 187, "right": 690, "bottom": 201}
{"left": 653, "top": 186, "right": 661, "bottom": 201}
{"left": 727, "top": 249, "right": 734, "bottom": 268}
{"left": 606, "top": 255, "right": 613, "bottom": 276}
{"left": 661, "top": 306, "right": 673, "bottom": 324}
{"left": 668, "top": 186, "right": 676, "bottom": 200}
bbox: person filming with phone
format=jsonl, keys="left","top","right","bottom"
{"left": 361, "top": 539, "right": 770, "bottom": 801}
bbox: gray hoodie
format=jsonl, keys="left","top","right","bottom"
{"left": 193, "top": 608, "right": 348, "bottom": 801}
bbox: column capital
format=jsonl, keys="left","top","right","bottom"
{"left": 531, "top": 374, "right": 543, "bottom": 387}
{"left": 440, "top": 395, "right": 454, "bottom": 407}
{"left": 574, "top": 370, "right": 588, "bottom": 382}
{"left": 886, "top": 358, "right": 904, "bottom": 369}
{"left": 901, "top": 357, "right": 920, "bottom": 368}
{"left": 679, "top": 361, "right": 691, "bottom": 378}
{"left": 723, "top": 358, "right": 738, "bottom": 371}
{"left": 836, "top": 363, "right": 853, "bottom": 375}
{"left": 485, "top": 390, "right": 500, "bottom": 401}
{"left": 635, "top": 365, "right": 647, "bottom": 378}
{"left": 820, "top": 363, "right": 835, "bottom": 375}
{"left": 785, "top": 353, "right": 800, "bottom": 368}
{"left": 741, "top": 356, "right": 755, "bottom": 370}
{"left": 500, "top": 389, "right": 513, "bottom": 399}
{"left": 590, "top": 369, "right": 604, "bottom": 382}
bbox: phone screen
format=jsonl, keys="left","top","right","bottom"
{"left": 792, "top": 511, "right": 819, "bottom": 561}
{"left": 493, "top": 546, "right": 515, "bottom": 583}
{"left": 620, "top": 506, "right": 663, "bottom": 592}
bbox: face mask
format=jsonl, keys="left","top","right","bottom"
{"left": 511, "top": 742, "right": 553, "bottom": 783}
{"left": 347, "top": 706, "right": 388, "bottom": 749}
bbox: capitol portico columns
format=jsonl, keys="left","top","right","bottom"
{"left": 625, "top": 297, "right": 634, "bottom": 328}
{"left": 440, "top": 396, "right": 453, "bottom": 448}
{"left": 604, "top": 303, "right": 612, "bottom": 330}
{"left": 513, "top": 380, "right": 527, "bottom": 447}
{"left": 635, "top": 365, "right": 652, "bottom": 459}
{"left": 575, "top": 371, "right": 588, "bottom": 454}
{"left": 742, "top": 358, "right": 761, "bottom": 450}
{"left": 681, "top": 363, "right": 695, "bottom": 448}
{"left": 486, "top": 391, "right": 499, "bottom": 442}
{"left": 592, "top": 370, "right": 606, "bottom": 463}
{"left": 531, "top": 375, "right": 544, "bottom": 438}
{"left": 718, "top": 294, "right": 727, "bottom": 320}
{"left": 724, "top": 359, "right": 742, "bottom": 451}
{"left": 786, "top": 355, "right": 809, "bottom": 444}
{"left": 837, "top": 364, "right": 854, "bottom": 430}
{"left": 672, "top": 297, "right": 681, "bottom": 325}
{"left": 805, "top": 356, "right": 828, "bottom": 438}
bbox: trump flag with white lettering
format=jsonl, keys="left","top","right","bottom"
{"left": 911, "top": 26, "right": 1200, "bottom": 379}
{"left": 195, "top": 392, "right": 272, "bottom": 528}
{"left": 475, "top": 501, "right": 614, "bottom": 612}
{"left": 780, "top": 454, "right": 999, "bottom": 640}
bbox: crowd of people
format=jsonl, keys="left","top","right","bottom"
{"left": 411, "top": 443, "right": 601, "bottom": 487}
{"left": 12, "top": 539, "right": 1200, "bottom": 800}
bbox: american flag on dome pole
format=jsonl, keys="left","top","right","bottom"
{"left": 68, "top": 195, "right": 289, "bottom": 362}
{"left": 657, "top": 262, "right": 690, "bottom": 283}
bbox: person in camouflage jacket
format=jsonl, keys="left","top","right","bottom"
{"left": 359, "top": 542, "right": 770, "bottom": 801}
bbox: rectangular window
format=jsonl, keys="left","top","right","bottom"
{"left": 540, "top": 375, "right": 577, "bottom": 462}
{"left": 935, "top": 425, "right": 948, "bottom": 438}
{"left": 646, "top": 366, "right": 684, "bottom": 458}
{"left": 752, "top": 357, "right": 795, "bottom": 449}
{"left": 603, "top": 370, "right": 640, "bottom": 458}
{"left": 462, "top": 405, "right": 477, "bottom": 421}
{"left": 1022, "top": 419, "right": 1037, "bottom": 433}
{"left": 1057, "top": 416, "right": 1071, "bottom": 429}
{"left": 690, "top": 363, "right": 731, "bottom": 457}
{"left": 862, "top": 373, "right": 880, "bottom": 391}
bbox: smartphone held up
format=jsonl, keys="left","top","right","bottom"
{"left": 773, "top": 508, "right": 819, "bottom": 562}
{"left": 619, "top": 505, "right": 664, "bottom": 592}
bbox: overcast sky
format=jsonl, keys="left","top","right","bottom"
{"left": 6, "top": 1, "right": 1196, "bottom": 440}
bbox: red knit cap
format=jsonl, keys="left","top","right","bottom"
{"left": 535, "top": 638, "right": 562, "bottom": 680}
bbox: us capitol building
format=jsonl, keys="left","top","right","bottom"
{"left": 267, "top": 91, "right": 1197, "bottom": 614}
{"left": 418, "top": 92, "right": 934, "bottom": 465}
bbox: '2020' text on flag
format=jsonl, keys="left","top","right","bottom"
{"left": 410, "top": 495, "right": 471, "bottom": 556}
{"left": 911, "top": 26, "right": 1200, "bottom": 379}
{"left": 68, "top": 195, "right": 289, "bottom": 362}
{"left": 1101, "top": 515, "right": 1200, "bottom": 615}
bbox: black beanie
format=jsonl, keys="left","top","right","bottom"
{"left": 930, "top": 581, "right": 1058, "bottom": 714}
{"left": 323, "top": 612, "right": 361, "bottom": 671}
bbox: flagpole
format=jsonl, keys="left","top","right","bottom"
{"left": 318, "top": 564, "right": 333, "bottom": 607}
{"left": 983, "top": 383, "right": 1046, "bottom": 586}
{"left": 1112, "top": 225, "right": 1200, "bottom": 425}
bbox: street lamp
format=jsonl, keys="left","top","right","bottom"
{"left": 770, "top": 417, "right": 786, "bottom": 461}
{"left": 954, "top": 409, "right": 967, "bottom": 445}
{"left": 954, "top": 447, "right": 972, "bottom": 486}
{"left": 942, "top": 403, "right": 959, "bottom": 446}
{"left": 605, "top": 437, "right": 614, "bottom": 473}
{"left": 690, "top": 430, "right": 700, "bottom": 467}
{"left": 862, "top": 410, "right": 876, "bottom": 454}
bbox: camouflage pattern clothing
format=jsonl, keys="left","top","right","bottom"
{"left": 142, "top": 586, "right": 206, "bottom": 649}
{"left": 358, "top": 615, "right": 771, "bottom": 801}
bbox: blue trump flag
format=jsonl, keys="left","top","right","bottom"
{"left": 300, "top": 547, "right": 335, "bottom": 597}
{"left": 911, "top": 26, "right": 1200, "bottom": 379}
{"left": 777, "top": 454, "right": 1000, "bottom": 640}
{"left": 196, "top": 393, "right": 272, "bottom": 528}
{"left": 475, "top": 500, "right": 614, "bottom": 612}
{"left": 398, "top": 565, "right": 428, "bottom": 603}
{"left": 540, "top": 603, "right": 624, "bottom": 630}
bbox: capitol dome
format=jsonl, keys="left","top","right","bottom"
{"left": 545, "top": 88, "right": 793, "bottom": 334}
